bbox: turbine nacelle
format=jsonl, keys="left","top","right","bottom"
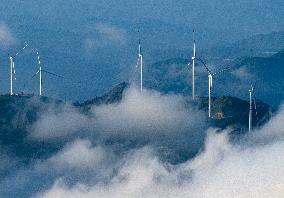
{"left": 208, "top": 74, "right": 213, "bottom": 88}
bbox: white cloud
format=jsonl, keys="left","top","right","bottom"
{"left": 95, "top": 23, "right": 127, "bottom": 45}
{"left": 46, "top": 139, "right": 107, "bottom": 171}
{"left": 29, "top": 103, "right": 90, "bottom": 140}
{"left": 36, "top": 128, "right": 284, "bottom": 198}
{"left": 91, "top": 87, "right": 206, "bottom": 139}
{"left": 0, "top": 23, "right": 15, "bottom": 49}
{"left": 29, "top": 86, "right": 207, "bottom": 154}
{"left": 231, "top": 66, "right": 254, "bottom": 80}
{"left": 249, "top": 104, "right": 284, "bottom": 144}
{"left": 4, "top": 89, "right": 284, "bottom": 198}
{"left": 83, "top": 23, "right": 127, "bottom": 52}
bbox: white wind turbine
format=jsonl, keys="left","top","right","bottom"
{"left": 197, "top": 58, "right": 230, "bottom": 118}
{"left": 28, "top": 51, "right": 63, "bottom": 96}
{"left": 8, "top": 43, "right": 28, "bottom": 95}
{"left": 189, "top": 29, "right": 196, "bottom": 100}
{"left": 136, "top": 38, "right": 143, "bottom": 92}
{"left": 249, "top": 83, "right": 257, "bottom": 133}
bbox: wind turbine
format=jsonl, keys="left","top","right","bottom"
{"left": 136, "top": 36, "right": 143, "bottom": 92}
{"left": 28, "top": 51, "right": 63, "bottom": 96}
{"left": 189, "top": 29, "right": 196, "bottom": 100}
{"left": 248, "top": 83, "right": 257, "bottom": 133}
{"left": 197, "top": 58, "right": 229, "bottom": 118}
{"left": 8, "top": 43, "right": 28, "bottom": 95}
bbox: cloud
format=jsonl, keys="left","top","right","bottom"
{"left": 0, "top": 148, "right": 19, "bottom": 178}
{"left": 95, "top": 23, "right": 127, "bottom": 45}
{"left": 91, "top": 87, "right": 206, "bottom": 139}
{"left": 83, "top": 23, "right": 127, "bottom": 52}
{"left": 45, "top": 139, "right": 107, "bottom": 171}
{"left": 231, "top": 66, "right": 254, "bottom": 81}
{"left": 0, "top": 139, "right": 116, "bottom": 197}
{"left": 0, "top": 23, "right": 15, "bottom": 49}
{"left": 248, "top": 104, "right": 284, "bottom": 145}
{"left": 36, "top": 128, "right": 284, "bottom": 198}
{"left": 2, "top": 88, "right": 284, "bottom": 197}
{"left": 34, "top": 106, "right": 284, "bottom": 198}
{"left": 29, "top": 86, "right": 208, "bottom": 159}
{"left": 29, "top": 103, "right": 91, "bottom": 140}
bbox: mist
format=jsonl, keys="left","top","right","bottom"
{"left": 0, "top": 86, "right": 283, "bottom": 197}
{"left": 29, "top": 86, "right": 207, "bottom": 157}
{"left": 36, "top": 130, "right": 284, "bottom": 198}
{"left": 35, "top": 107, "right": 284, "bottom": 198}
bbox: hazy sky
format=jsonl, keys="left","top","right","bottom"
{"left": 0, "top": 0, "right": 283, "bottom": 101}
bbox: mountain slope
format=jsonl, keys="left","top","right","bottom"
{"left": 78, "top": 82, "right": 129, "bottom": 110}
{"left": 0, "top": 94, "right": 64, "bottom": 163}
{"left": 207, "top": 31, "right": 284, "bottom": 59}
{"left": 143, "top": 49, "right": 284, "bottom": 107}
{"left": 228, "top": 49, "right": 284, "bottom": 106}
{"left": 144, "top": 58, "right": 191, "bottom": 94}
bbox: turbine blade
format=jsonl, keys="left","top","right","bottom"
{"left": 23, "top": 71, "right": 39, "bottom": 89}
{"left": 15, "top": 43, "right": 28, "bottom": 57}
{"left": 196, "top": 57, "right": 212, "bottom": 74}
{"left": 136, "top": 56, "right": 140, "bottom": 68}
{"left": 213, "top": 66, "right": 230, "bottom": 76}
{"left": 42, "top": 70, "right": 63, "bottom": 78}
{"left": 36, "top": 51, "right": 41, "bottom": 66}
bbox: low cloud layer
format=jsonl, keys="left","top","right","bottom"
{"left": 1, "top": 87, "right": 284, "bottom": 197}
{"left": 29, "top": 87, "right": 207, "bottom": 158}
{"left": 37, "top": 128, "right": 284, "bottom": 198}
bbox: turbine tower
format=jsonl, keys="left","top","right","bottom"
{"left": 36, "top": 51, "right": 42, "bottom": 95}
{"left": 136, "top": 38, "right": 143, "bottom": 92}
{"left": 249, "top": 83, "right": 257, "bottom": 133}
{"left": 8, "top": 43, "right": 28, "bottom": 95}
{"left": 197, "top": 58, "right": 229, "bottom": 118}
{"left": 191, "top": 29, "right": 196, "bottom": 100}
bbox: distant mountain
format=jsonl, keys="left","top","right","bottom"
{"left": 227, "top": 49, "right": 284, "bottom": 106}
{"left": 143, "top": 48, "right": 284, "bottom": 107}
{"left": 144, "top": 58, "right": 191, "bottom": 94}
{"left": 151, "top": 31, "right": 284, "bottom": 64}
{"left": 204, "top": 31, "right": 284, "bottom": 60}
